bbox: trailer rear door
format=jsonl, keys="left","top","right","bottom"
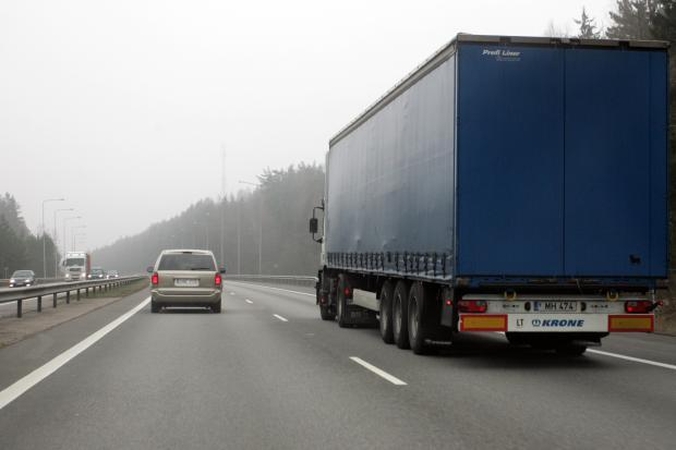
{"left": 456, "top": 44, "right": 565, "bottom": 276}
{"left": 563, "top": 48, "right": 668, "bottom": 277}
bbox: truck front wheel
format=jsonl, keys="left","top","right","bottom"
{"left": 317, "top": 273, "right": 335, "bottom": 321}
{"left": 319, "top": 304, "right": 334, "bottom": 321}
{"left": 392, "top": 280, "right": 410, "bottom": 349}
{"left": 336, "top": 274, "right": 350, "bottom": 328}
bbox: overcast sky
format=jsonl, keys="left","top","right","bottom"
{"left": 1, "top": 0, "right": 615, "bottom": 250}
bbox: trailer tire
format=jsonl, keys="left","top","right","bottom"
{"left": 392, "top": 280, "right": 410, "bottom": 349}
{"left": 505, "top": 332, "right": 528, "bottom": 346}
{"left": 408, "top": 282, "right": 432, "bottom": 355}
{"left": 379, "top": 281, "right": 395, "bottom": 344}
{"left": 556, "top": 343, "right": 587, "bottom": 356}
{"left": 336, "top": 275, "right": 350, "bottom": 328}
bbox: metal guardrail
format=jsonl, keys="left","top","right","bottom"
{"left": 0, "top": 276, "right": 146, "bottom": 318}
{"left": 225, "top": 274, "right": 318, "bottom": 288}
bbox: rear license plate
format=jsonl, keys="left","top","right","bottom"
{"left": 174, "top": 278, "right": 199, "bottom": 287}
{"left": 534, "top": 301, "right": 579, "bottom": 312}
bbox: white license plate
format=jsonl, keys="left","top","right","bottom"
{"left": 534, "top": 301, "right": 579, "bottom": 312}
{"left": 174, "top": 278, "right": 199, "bottom": 287}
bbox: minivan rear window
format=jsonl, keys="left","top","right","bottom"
{"left": 158, "top": 254, "right": 216, "bottom": 271}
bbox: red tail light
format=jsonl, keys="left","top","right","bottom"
{"left": 151, "top": 272, "right": 159, "bottom": 286}
{"left": 625, "top": 300, "right": 653, "bottom": 314}
{"left": 215, "top": 273, "right": 222, "bottom": 287}
{"left": 343, "top": 287, "right": 352, "bottom": 297}
{"left": 458, "top": 299, "right": 488, "bottom": 313}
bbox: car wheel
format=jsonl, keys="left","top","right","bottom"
{"left": 211, "top": 301, "right": 222, "bottom": 313}
{"left": 151, "top": 301, "right": 160, "bottom": 313}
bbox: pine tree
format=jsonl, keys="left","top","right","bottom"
{"left": 575, "top": 7, "right": 602, "bottom": 38}
{"left": 606, "top": 0, "right": 658, "bottom": 39}
{"left": 0, "top": 216, "right": 28, "bottom": 275}
{"left": 650, "top": 1, "right": 676, "bottom": 289}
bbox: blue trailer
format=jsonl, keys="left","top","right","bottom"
{"left": 309, "top": 34, "right": 669, "bottom": 355}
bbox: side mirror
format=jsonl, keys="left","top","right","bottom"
{"left": 309, "top": 217, "right": 318, "bottom": 234}
{"left": 146, "top": 266, "right": 154, "bottom": 274}
{"left": 219, "top": 267, "right": 226, "bottom": 274}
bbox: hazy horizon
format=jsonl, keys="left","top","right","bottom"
{"left": 1, "top": 0, "right": 615, "bottom": 250}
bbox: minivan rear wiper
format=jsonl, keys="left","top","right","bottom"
{"left": 190, "top": 267, "right": 213, "bottom": 270}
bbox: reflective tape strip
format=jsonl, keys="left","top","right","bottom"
{"left": 608, "top": 315, "right": 654, "bottom": 332}
{"left": 460, "top": 314, "right": 507, "bottom": 332}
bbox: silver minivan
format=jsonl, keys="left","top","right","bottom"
{"left": 148, "top": 249, "right": 225, "bottom": 313}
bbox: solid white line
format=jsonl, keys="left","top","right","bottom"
{"left": 0, "top": 297, "right": 151, "bottom": 411}
{"left": 228, "top": 282, "right": 315, "bottom": 298}
{"left": 494, "top": 332, "right": 676, "bottom": 371}
{"left": 350, "top": 356, "right": 407, "bottom": 386}
{"left": 245, "top": 299, "right": 254, "bottom": 304}
{"left": 587, "top": 349, "right": 676, "bottom": 371}
{"left": 273, "top": 314, "right": 288, "bottom": 322}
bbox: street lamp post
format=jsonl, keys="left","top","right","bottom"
{"left": 42, "top": 198, "right": 65, "bottom": 278}
{"left": 71, "top": 225, "right": 87, "bottom": 251}
{"left": 192, "top": 220, "right": 198, "bottom": 248}
{"left": 237, "top": 197, "right": 241, "bottom": 274}
{"left": 62, "top": 216, "right": 82, "bottom": 259}
{"left": 239, "top": 181, "right": 262, "bottom": 274}
{"left": 205, "top": 211, "right": 210, "bottom": 250}
{"left": 72, "top": 233, "right": 87, "bottom": 251}
{"left": 53, "top": 208, "right": 74, "bottom": 277}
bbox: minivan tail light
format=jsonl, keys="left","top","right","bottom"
{"left": 151, "top": 272, "right": 159, "bottom": 286}
{"left": 458, "top": 299, "right": 488, "bottom": 313}
{"left": 215, "top": 273, "right": 222, "bottom": 287}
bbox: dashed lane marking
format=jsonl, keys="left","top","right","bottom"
{"left": 350, "top": 356, "right": 407, "bottom": 386}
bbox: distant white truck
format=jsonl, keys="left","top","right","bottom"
{"left": 61, "top": 251, "right": 91, "bottom": 281}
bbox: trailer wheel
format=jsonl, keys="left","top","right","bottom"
{"left": 555, "top": 343, "right": 587, "bottom": 356}
{"left": 505, "top": 332, "right": 528, "bottom": 346}
{"left": 392, "top": 280, "right": 410, "bottom": 349}
{"left": 336, "top": 274, "right": 350, "bottom": 328}
{"left": 408, "top": 282, "right": 432, "bottom": 355}
{"left": 379, "top": 281, "right": 395, "bottom": 344}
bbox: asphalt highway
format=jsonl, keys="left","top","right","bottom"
{"left": 0, "top": 281, "right": 675, "bottom": 449}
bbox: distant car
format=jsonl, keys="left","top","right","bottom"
{"left": 106, "top": 270, "right": 119, "bottom": 279}
{"left": 9, "top": 270, "right": 36, "bottom": 288}
{"left": 147, "top": 249, "right": 225, "bottom": 313}
{"left": 88, "top": 267, "right": 105, "bottom": 279}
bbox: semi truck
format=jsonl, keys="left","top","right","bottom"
{"left": 309, "top": 34, "right": 669, "bottom": 355}
{"left": 61, "top": 251, "right": 91, "bottom": 281}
